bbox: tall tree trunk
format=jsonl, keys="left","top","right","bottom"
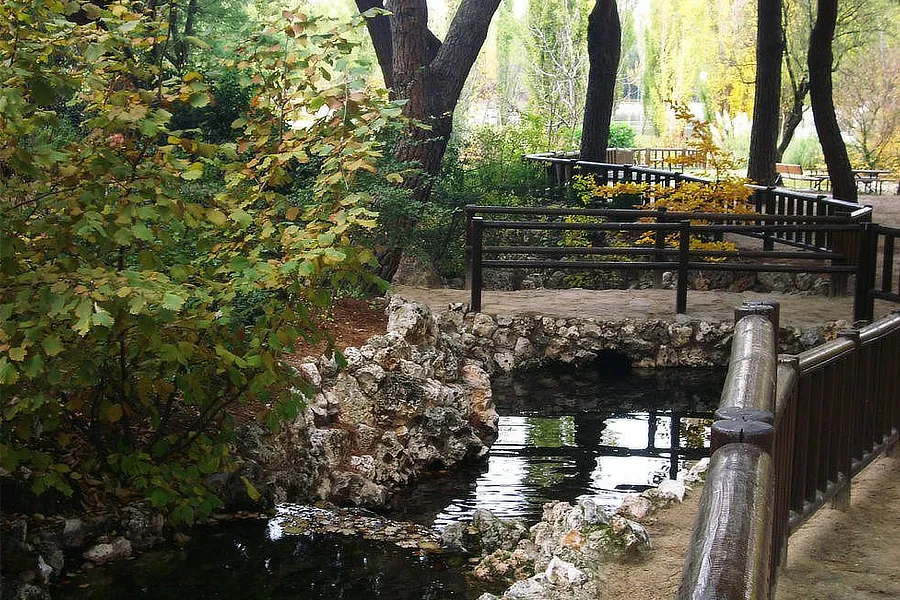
{"left": 808, "top": 0, "right": 857, "bottom": 201}
{"left": 580, "top": 0, "right": 621, "bottom": 162}
{"left": 357, "top": 0, "right": 502, "bottom": 281}
{"left": 747, "top": 0, "right": 782, "bottom": 185}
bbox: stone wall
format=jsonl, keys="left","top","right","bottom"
{"left": 229, "top": 295, "right": 842, "bottom": 509}
{"left": 225, "top": 297, "right": 500, "bottom": 509}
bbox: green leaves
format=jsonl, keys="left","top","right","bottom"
{"left": 1, "top": 0, "right": 405, "bottom": 525}
{"left": 162, "top": 293, "right": 186, "bottom": 312}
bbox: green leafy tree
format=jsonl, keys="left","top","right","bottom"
{"left": 1, "top": 1, "right": 400, "bottom": 522}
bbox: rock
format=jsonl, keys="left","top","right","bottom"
{"left": 544, "top": 556, "right": 588, "bottom": 587}
{"left": 472, "top": 509, "right": 529, "bottom": 554}
{"left": 472, "top": 313, "right": 498, "bottom": 338}
{"left": 657, "top": 478, "right": 686, "bottom": 502}
{"left": 617, "top": 494, "right": 654, "bottom": 521}
{"left": 683, "top": 458, "right": 710, "bottom": 485}
{"left": 62, "top": 518, "right": 86, "bottom": 548}
{"left": 82, "top": 537, "right": 132, "bottom": 565}
{"left": 294, "top": 362, "right": 322, "bottom": 388}
{"left": 122, "top": 505, "right": 164, "bottom": 550}
{"left": 494, "top": 352, "right": 515, "bottom": 373}
{"left": 391, "top": 254, "right": 444, "bottom": 288}
{"left": 387, "top": 297, "right": 437, "bottom": 346}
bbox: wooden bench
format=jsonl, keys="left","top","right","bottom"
{"left": 776, "top": 163, "right": 828, "bottom": 191}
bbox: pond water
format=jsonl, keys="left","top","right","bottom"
{"left": 387, "top": 366, "right": 722, "bottom": 526}
{"left": 55, "top": 367, "right": 722, "bottom": 600}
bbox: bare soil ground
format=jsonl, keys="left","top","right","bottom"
{"left": 775, "top": 450, "right": 900, "bottom": 600}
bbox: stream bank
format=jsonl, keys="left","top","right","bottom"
{"left": 3, "top": 296, "right": 842, "bottom": 599}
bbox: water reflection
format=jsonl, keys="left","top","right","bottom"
{"left": 55, "top": 521, "right": 469, "bottom": 600}
{"left": 388, "top": 367, "right": 722, "bottom": 527}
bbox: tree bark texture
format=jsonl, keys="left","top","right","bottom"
{"left": 808, "top": 0, "right": 857, "bottom": 202}
{"left": 747, "top": 0, "right": 782, "bottom": 185}
{"left": 356, "top": 0, "right": 501, "bottom": 280}
{"left": 580, "top": 0, "right": 622, "bottom": 162}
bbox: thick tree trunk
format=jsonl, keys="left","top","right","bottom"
{"left": 357, "top": 0, "right": 502, "bottom": 281}
{"left": 747, "top": 0, "right": 782, "bottom": 185}
{"left": 580, "top": 0, "right": 621, "bottom": 162}
{"left": 808, "top": 0, "right": 857, "bottom": 201}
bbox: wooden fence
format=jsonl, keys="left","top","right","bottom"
{"left": 464, "top": 205, "right": 874, "bottom": 319}
{"left": 677, "top": 302, "right": 900, "bottom": 600}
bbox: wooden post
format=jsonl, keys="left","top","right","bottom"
{"left": 763, "top": 187, "right": 776, "bottom": 251}
{"left": 853, "top": 223, "right": 876, "bottom": 323}
{"left": 464, "top": 206, "right": 474, "bottom": 291}
{"left": 676, "top": 220, "right": 690, "bottom": 314}
{"left": 470, "top": 217, "right": 484, "bottom": 313}
{"left": 653, "top": 206, "right": 668, "bottom": 289}
{"left": 881, "top": 229, "right": 894, "bottom": 296}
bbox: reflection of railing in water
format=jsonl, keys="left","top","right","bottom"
{"left": 493, "top": 410, "right": 712, "bottom": 481}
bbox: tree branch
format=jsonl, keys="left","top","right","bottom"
{"left": 429, "top": 0, "right": 502, "bottom": 113}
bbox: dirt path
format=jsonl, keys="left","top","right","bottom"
{"left": 593, "top": 489, "right": 703, "bottom": 599}
{"left": 581, "top": 451, "right": 900, "bottom": 600}
{"left": 775, "top": 451, "right": 900, "bottom": 600}
{"left": 396, "top": 193, "right": 900, "bottom": 330}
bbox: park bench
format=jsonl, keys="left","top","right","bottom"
{"left": 776, "top": 163, "right": 828, "bottom": 191}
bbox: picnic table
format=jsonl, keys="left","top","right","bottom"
{"left": 852, "top": 169, "right": 890, "bottom": 194}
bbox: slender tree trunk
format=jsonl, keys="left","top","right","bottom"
{"left": 747, "top": 0, "right": 782, "bottom": 185}
{"left": 177, "top": 0, "right": 199, "bottom": 71}
{"left": 776, "top": 77, "right": 808, "bottom": 162}
{"left": 580, "top": 0, "right": 621, "bottom": 162}
{"left": 808, "top": 0, "right": 857, "bottom": 201}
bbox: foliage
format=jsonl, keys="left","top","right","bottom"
{"left": 666, "top": 100, "right": 741, "bottom": 178}
{"left": 783, "top": 135, "right": 825, "bottom": 169}
{"left": 834, "top": 30, "right": 900, "bottom": 171}
{"left": 608, "top": 123, "right": 636, "bottom": 148}
{"left": 525, "top": 0, "right": 592, "bottom": 149}
{"left": 1, "top": 1, "right": 401, "bottom": 522}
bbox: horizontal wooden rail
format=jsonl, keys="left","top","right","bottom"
{"left": 465, "top": 210, "right": 856, "bottom": 315}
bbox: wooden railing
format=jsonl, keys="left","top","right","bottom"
{"left": 464, "top": 205, "right": 867, "bottom": 317}
{"left": 523, "top": 155, "right": 872, "bottom": 250}
{"left": 677, "top": 302, "right": 900, "bottom": 600}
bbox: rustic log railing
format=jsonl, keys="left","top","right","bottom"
{"left": 464, "top": 205, "right": 867, "bottom": 317}
{"left": 677, "top": 302, "right": 900, "bottom": 600}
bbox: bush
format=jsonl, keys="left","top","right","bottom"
{"left": 608, "top": 123, "right": 637, "bottom": 148}
{"left": 1, "top": 4, "right": 400, "bottom": 522}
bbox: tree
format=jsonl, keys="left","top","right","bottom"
{"left": 747, "top": 0, "right": 782, "bottom": 184}
{"left": 354, "top": 0, "right": 501, "bottom": 279}
{"left": 778, "top": 0, "right": 891, "bottom": 160}
{"left": 580, "top": 0, "right": 622, "bottom": 161}
{"left": 525, "top": 0, "right": 592, "bottom": 149}
{"left": 808, "top": 0, "right": 857, "bottom": 201}
{"left": 1, "top": 3, "right": 399, "bottom": 521}
{"left": 834, "top": 34, "right": 900, "bottom": 170}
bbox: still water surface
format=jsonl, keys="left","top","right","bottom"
{"left": 56, "top": 367, "right": 722, "bottom": 600}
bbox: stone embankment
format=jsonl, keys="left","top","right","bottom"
{"left": 229, "top": 294, "right": 842, "bottom": 509}
{"left": 3, "top": 295, "right": 845, "bottom": 600}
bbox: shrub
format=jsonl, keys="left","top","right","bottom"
{"left": 608, "top": 123, "right": 637, "bottom": 148}
{"left": 1, "top": 2, "right": 400, "bottom": 522}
